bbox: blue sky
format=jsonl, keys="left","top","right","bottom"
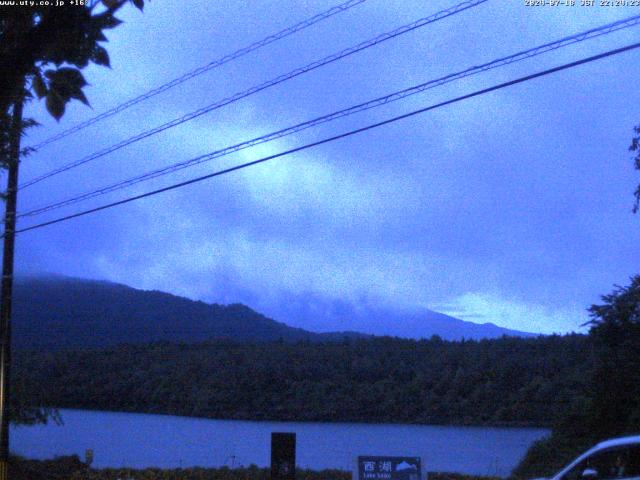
{"left": 13, "top": 0, "right": 640, "bottom": 335}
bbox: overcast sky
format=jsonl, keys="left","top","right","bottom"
{"left": 13, "top": 0, "right": 640, "bottom": 335}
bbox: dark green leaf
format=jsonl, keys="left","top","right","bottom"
{"left": 94, "top": 11, "right": 123, "bottom": 29}
{"left": 32, "top": 75, "right": 47, "bottom": 99}
{"left": 92, "top": 46, "right": 110, "bottom": 67}
{"left": 95, "top": 30, "right": 108, "bottom": 42}
{"left": 131, "top": 0, "right": 144, "bottom": 10}
{"left": 56, "top": 67, "right": 88, "bottom": 88}
{"left": 45, "top": 68, "right": 88, "bottom": 105}
{"left": 70, "top": 88, "right": 90, "bottom": 107}
{"left": 45, "top": 91, "right": 65, "bottom": 121}
{"left": 21, "top": 118, "right": 40, "bottom": 129}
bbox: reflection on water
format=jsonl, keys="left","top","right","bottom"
{"left": 11, "top": 409, "right": 549, "bottom": 477}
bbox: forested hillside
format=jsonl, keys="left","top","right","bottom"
{"left": 12, "top": 277, "right": 535, "bottom": 350}
{"left": 14, "top": 334, "right": 591, "bottom": 427}
{"left": 12, "top": 276, "right": 366, "bottom": 349}
{"left": 514, "top": 276, "right": 640, "bottom": 478}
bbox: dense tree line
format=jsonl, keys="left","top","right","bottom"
{"left": 14, "top": 334, "right": 591, "bottom": 427}
{"left": 514, "top": 276, "right": 640, "bottom": 479}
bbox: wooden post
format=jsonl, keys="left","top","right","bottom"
{"left": 271, "top": 432, "right": 296, "bottom": 480}
{"left": 0, "top": 96, "right": 24, "bottom": 480}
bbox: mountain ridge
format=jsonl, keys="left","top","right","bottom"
{"left": 12, "top": 275, "right": 537, "bottom": 350}
{"left": 257, "top": 291, "right": 538, "bottom": 340}
{"left": 13, "top": 276, "right": 366, "bottom": 349}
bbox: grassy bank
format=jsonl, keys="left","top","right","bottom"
{"left": 9, "top": 456, "right": 502, "bottom": 480}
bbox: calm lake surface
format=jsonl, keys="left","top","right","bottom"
{"left": 10, "top": 409, "right": 549, "bottom": 477}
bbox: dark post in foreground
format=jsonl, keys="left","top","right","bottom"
{"left": 271, "top": 432, "right": 296, "bottom": 480}
{"left": 0, "top": 97, "right": 24, "bottom": 480}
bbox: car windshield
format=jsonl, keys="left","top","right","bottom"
{"left": 561, "top": 446, "right": 640, "bottom": 480}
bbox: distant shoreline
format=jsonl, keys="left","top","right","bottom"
{"left": 9, "top": 455, "right": 504, "bottom": 480}
{"left": 43, "top": 406, "right": 552, "bottom": 430}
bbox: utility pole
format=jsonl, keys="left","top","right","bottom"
{"left": 0, "top": 95, "right": 24, "bottom": 480}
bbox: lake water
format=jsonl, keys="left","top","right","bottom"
{"left": 10, "top": 409, "right": 549, "bottom": 477}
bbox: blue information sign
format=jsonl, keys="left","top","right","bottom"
{"left": 358, "top": 456, "right": 421, "bottom": 480}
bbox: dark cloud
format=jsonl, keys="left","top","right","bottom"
{"left": 13, "top": 0, "right": 640, "bottom": 334}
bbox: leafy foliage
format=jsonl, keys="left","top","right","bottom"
{"left": 514, "top": 277, "right": 640, "bottom": 478}
{"left": 585, "top": 276, "right": 640, "bottom": 437}
{"left": 629, "top": 127, "right": 640, "bottom": 212}
{"left": 1, "top": 0, "right": 147, "bottom": 426}
{"left": 0, "top": 0, "right": 147, "bottom": 130}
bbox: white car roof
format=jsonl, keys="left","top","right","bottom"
{"left": 592, "top": 435, "right": 640, "bottom": 450}
{"left": 552, "top": 435, "right": 640, "bottom": 480}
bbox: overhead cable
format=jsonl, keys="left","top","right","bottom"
{"left": 13, "top": 40, "right": 640, "bottom": 236}
{"left": 26, "top": 0, "right": 372, "bottom": 151}
{"left": 17, "top": 13, "right": 640, "bottom": 220}
{"left": 19, "top": 0, "right": 487, "bottom": 190}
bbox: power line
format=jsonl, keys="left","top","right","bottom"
{"left": 19, "top": 0, "right": 487, "bottom": 190}
{"left": 16, "top": 13, "right": 640, "bottom": 220}
{"left": 12, "top": 40, "right": 640, "bottom": 236}
{"left": 26, "top": 0, "right": 371, "bottom": 152}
